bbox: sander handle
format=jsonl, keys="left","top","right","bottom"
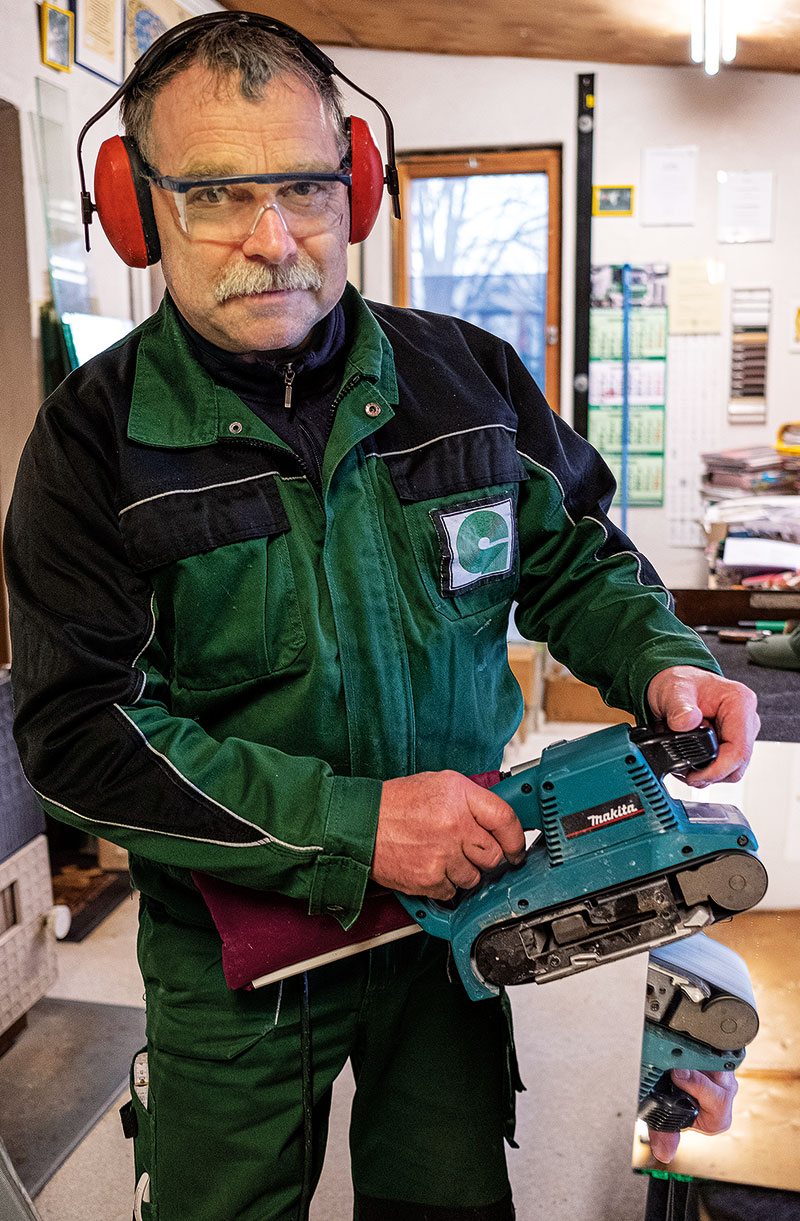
{"left": 629, "top": 720, "right": 718, "bottom": 779}
{"left": 492, "top": 721, "right": 718, "bottom": 834}
{"left": 639, "top": 1071, "right": 700, "bottom": 1133}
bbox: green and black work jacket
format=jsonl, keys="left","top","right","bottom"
{"left": 5, "top": 285, "right": 719, "bottom": 929}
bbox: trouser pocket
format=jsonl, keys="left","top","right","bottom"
{"left": 120, "top": 1046, "right": 156, "bottom": 1220}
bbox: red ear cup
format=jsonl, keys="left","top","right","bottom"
{"left": 348, "top": 116, "right": 385, "bottom": 244}
{"left": 94, "top": 136, "right": 161, "bottom": 268}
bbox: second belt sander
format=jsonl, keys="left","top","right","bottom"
{"left": 639, "top": 931, "right": 759, "bottom": 1132}
{"left": 397, "top": 721, "right": 768, "bottom": 1001}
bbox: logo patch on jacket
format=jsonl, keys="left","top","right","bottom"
{"left": 431, "top": 495, "right": 516, "bottom": 596}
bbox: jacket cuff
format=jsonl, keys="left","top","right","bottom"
{"left": 308, "top": 774, "right": 383, "bottom": 929}
{"left": 625, "top": 643, "right": 723, "bottom": 724}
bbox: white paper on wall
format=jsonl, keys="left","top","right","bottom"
{"left": 717, "top": 171, "right": 774, "bottom": 244}
{"left": 669, "top": 260, "right": 725, "bottom": 335}
{"left": 641, "top": 147, "right": 698, "bottom": 227}
{"left": 666, "top": 335, "right": 727, "bottom": 548}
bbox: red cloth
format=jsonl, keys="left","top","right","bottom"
{"left": 469, "top": 770, "right": 501, "bottom": 790}
{"left": 193, "top": 770, "right": 501, "bottom": 990}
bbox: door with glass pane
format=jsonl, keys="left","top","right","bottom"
{"left": 393, "top": 149, "right": 561, "bottom": 410}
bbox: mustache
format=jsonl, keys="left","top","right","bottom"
{"left": 213, "top": 254, "right": 324, "bottom": 303}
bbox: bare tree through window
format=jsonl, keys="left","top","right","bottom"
{"left": 394, "top": 149, "right": 561, "bottom": 408}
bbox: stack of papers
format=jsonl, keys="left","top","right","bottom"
{"left": 701, "top": 445, "right": 797, "bottom": 497}
{"left": 721, "top": 535, "right": 800, "bottom": 574}
{"left": 704, "top": 495, "right": 800, "bottom": 584}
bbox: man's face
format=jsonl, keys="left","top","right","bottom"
{"left": 147, "top": 64, "right": 349, "bottom": 353}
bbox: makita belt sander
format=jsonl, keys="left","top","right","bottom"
{"left": 397, "top": 721, "right": 768, "bottom": 1002}
{"left": 639, "top": 931, "right": 759, "bottom": 1131}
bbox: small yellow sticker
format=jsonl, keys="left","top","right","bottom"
{"left": 592, "top": 186, "right": 634, "bottom": 217}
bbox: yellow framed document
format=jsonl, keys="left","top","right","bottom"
{"left": 41, "top": 2, "right": 74, "bottom": 72}
{"left": 592, "top": 185, "right": 634, "bottom": 217}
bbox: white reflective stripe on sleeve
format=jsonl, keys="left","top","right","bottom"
{"left": 517, "top": 452, "right": 669, "bottom": 596}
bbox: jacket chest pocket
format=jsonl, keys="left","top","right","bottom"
{"left": 119, "top": 473, "right": 306, "bottom": 690}
{"left": 384, "top": 429, "right": 528, "bottom": 622}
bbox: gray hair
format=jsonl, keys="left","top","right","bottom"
{"left": 121, "top": 24, "right": 349, "bottom": 165}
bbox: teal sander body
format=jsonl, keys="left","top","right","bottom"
{"left": 397, "top": 722, "right": 768, "bottom": 1002}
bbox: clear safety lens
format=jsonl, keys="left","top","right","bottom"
{"left": 169, "top": 178, "right": 348, "bottom": 242}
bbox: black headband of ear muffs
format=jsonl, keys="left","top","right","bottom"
{"left": 76, "top": 9, "right": 401, "bottom": 251}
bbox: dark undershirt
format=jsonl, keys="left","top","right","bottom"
{"left": 175, "top": 297, "right": 348, "bottom": 491}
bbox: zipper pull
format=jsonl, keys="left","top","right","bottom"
{"left": 283, "top": 364, "right": 296, "bottom": 411}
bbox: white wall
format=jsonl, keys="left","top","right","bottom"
{"left": 330, "top": 48, "right": 800, "bottom": 584}
{"left": 4, "top": 11, "right": 799, "bottom": 585}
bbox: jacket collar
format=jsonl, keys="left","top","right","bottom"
{"left": 127, "top": 285, "right": 398, "bottom": 449}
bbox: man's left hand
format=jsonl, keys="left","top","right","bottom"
{"left": 646, "top": 665, "right": 760, "bottom": 785}
{"left": 647, "top": 1069, "right": 738, "bottom": 1164}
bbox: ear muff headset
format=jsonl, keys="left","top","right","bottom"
{"left": 77, "top": 10, "right": 401, "bottom": 268}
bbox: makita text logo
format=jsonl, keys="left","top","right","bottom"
{"left": 561, "top": 792, "right": 645, "bottom": 839}
{"left": 587, "top": 799, "right": 640, "bottom": 827}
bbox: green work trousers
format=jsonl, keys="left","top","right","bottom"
{"left": 128, "top": 898, "right": 521, "bottom": 1220}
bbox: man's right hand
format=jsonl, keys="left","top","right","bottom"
{"left": 371, "top": 771, "right": 526, "bottom": 899}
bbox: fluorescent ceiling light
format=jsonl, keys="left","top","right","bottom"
{"left": 722, "top": 0, "right": 739, "bottom": 61}
{"left": 691, "top": 0, "right": 737, "bottom": 75}
{"left": 691, "top": 0, "right": 705, "bottom": 62}
{"left": 705, "top": 0, "right": 722, "bottom": 75}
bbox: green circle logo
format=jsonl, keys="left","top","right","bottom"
{"left": 455, "top": 509, "right": 510, "bottom": 575}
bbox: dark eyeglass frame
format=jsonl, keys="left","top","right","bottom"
{"left": 143, "top": 165, "right": 353, "bottom": 193}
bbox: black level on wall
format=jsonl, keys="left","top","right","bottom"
{"left": 573, "top": 73, "right": 594, "bottom": 439}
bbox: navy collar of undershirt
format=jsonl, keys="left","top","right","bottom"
{"left": 173, "top": 295, "right": 347, "bottom": 406}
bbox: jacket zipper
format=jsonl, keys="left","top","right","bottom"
{"left": 320, "top": 371, "right": 365, "bottom": 450}
{"left": 283, "top": 364, "right": 296, "bottom": 411}
{"left": 229, "top": 368, "right": 368, "bottom": 498}
{"left": 297, "top": 418, "right": 323, "bottom": 489}
{"left": 227, "top": 435, "right": 322, "bottom": 503}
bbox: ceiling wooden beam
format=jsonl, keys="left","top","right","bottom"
{"left": 218, "top": 0, "right": 800, "bottom": 73}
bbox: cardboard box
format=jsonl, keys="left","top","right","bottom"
{"left": 542, "top": 662, "right": 634, "bottom": 725}
{"left": 97, "top": 838, "right": 129, "bottom": 872}
{"left": 507, "top": 642, "right": 543, "bottom": 736}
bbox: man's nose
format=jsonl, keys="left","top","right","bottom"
{"left": 240, "top": 203, "right": 298, "bottom": 260}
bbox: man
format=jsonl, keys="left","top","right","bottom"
{"left": 5, "top": 14, "right": 758, "bottom": 1220}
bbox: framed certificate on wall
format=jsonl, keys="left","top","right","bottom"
{"left": 71, "top": 0, "right": 124, "bottom": 86}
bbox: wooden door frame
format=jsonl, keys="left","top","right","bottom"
{"left": 392, "top": 146, "right": 562, "bottom": 411}
{"left": 0, "top": 100, "right": 41, "bottom": 664}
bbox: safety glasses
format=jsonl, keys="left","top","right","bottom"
{"left": 144, "top": 164, "right": 352, "bottom": 242}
